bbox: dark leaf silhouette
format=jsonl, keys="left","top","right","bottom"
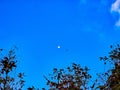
{"left": 95, "top": 44, "right": 120, "bottom": 90}
{"left": 0, "top": 47, "right": 25, "bottom": 90}
{"left": 43, "top": 63, "right": 91, "bottom": 90}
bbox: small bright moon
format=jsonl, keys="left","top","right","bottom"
{"left": 57, "top": 45, "right": 61, "bottom": 48}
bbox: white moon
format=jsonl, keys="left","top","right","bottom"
{"left": 57, "top": 45, "right": 61, "bottom": 48}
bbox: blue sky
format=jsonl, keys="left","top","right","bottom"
{"left": 0, "top": 0, "right": 120, "bottom": 89}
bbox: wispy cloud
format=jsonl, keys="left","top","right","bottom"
{"left": 115, "top": 19, "right": 120, "bottom": 26}
{"left": 111, "top": 0, "right": 120, "bottom": 27}
{"left": 111, "top": 0, "right": 120, "bottom": 13}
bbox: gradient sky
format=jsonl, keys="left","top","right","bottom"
{"left": 0, "top": 0, "right": 120, "bottom": 89}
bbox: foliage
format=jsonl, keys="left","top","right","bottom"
{"left": 0, "top": 47, "right": 25, "bottom": 90}
{"left": 27, "top": 86, "right": 40, "bottom": 90}
{"left": 1, "top": 44, "right": 120, "bottom": 90}
{"left": 95, "top": 44, "right": 120, "bottom": 90}
{"left": 43, "top": 63, "right": 91, "bottom": 90}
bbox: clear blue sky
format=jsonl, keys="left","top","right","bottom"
{"left": 0, "top": 0, "right": 120, "bottom": 89}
